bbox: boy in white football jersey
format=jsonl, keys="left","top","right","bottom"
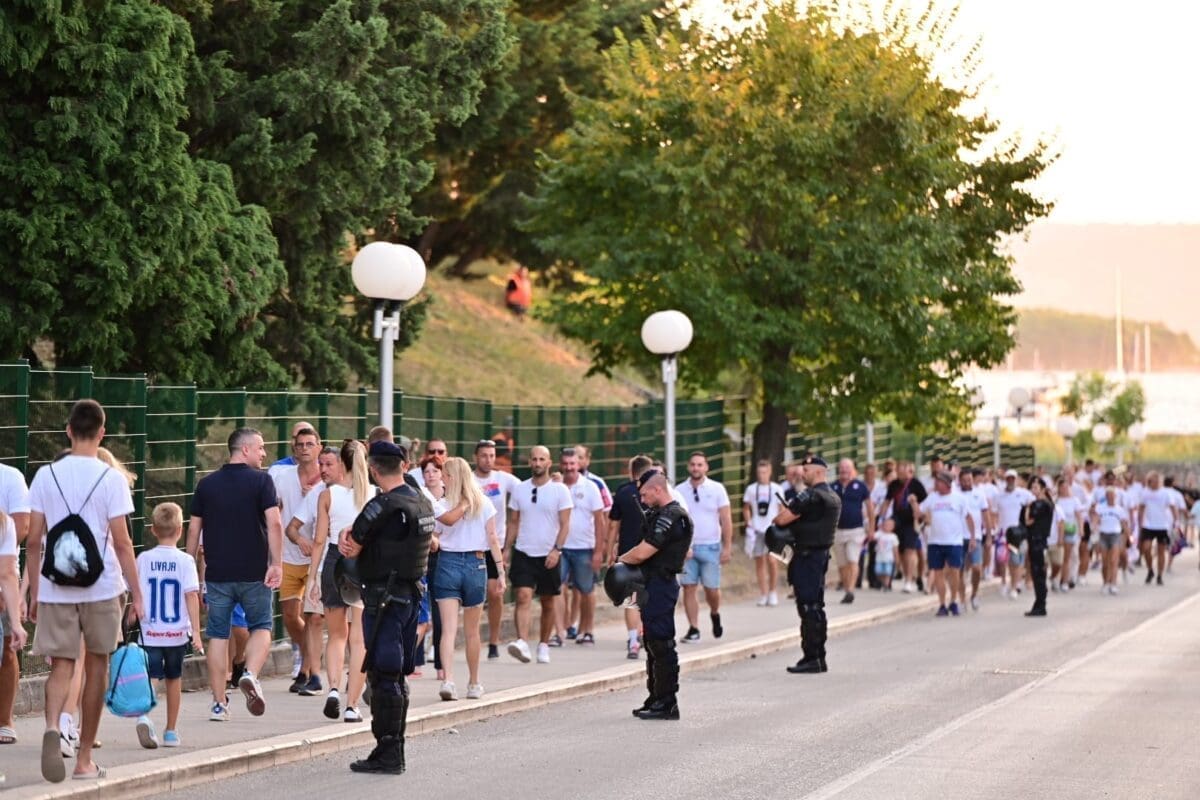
{"left": 134, "top": 503, "right": 203, "bottom": 748}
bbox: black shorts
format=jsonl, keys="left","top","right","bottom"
{"left": 897, "top": 527, "right": 922, "bottom": 552}
{"left": 1082, "top": 521, "right": 1092, "bottom": 542}
{"left": 485, "top": 550, "right": 500, "bottom": 580}
{"left": 144, "top": 644, "right": 186, "bottom": 681}
{"left": 321, "top": 545, "right": 349, "bottom": 609}
{"left": 1142, "top": 528, "right": 1170, "bottom": 545}
{"left": 509, "top": 549, "right": 561, "bottom": 596}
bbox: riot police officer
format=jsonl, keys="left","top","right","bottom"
{"left": 339, "top": 441, "right": 435, "bottom": 774}
{"left": 611, "top": 470, "right": 692, "bottom": 720}
{"left": 771, "top": 454, "right": 840, "bottom": 674}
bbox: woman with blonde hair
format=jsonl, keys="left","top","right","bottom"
{"left": 432, "top": 457, "right": 505, "bottom": 701}
{"left": 308, "top": 439, "right": 375, "bottom": 723}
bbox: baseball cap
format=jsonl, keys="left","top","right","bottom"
{"left": 803, "top": 455, "right": 828, "bottom": 468}
{"left": 1004, "top": 469, "right": 1019, "bottom": 479}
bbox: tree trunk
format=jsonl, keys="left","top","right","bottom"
{"left": 752, "top": 401, "right": 790, "bottom": 481}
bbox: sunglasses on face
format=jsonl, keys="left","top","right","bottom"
{"left": 427, "top": 448, "right": 446, "bottom": 455}
{"left": 477, "top": 439, "right": 496, "bottom": 447}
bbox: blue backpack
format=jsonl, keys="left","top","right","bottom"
{"left": 106, "top": 640, "right": 157, "bottom": 718}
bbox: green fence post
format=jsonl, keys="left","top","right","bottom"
{"left": 396, "top": 389, "right": 405, "bottom": 436}
{"left": 316, "top": 392, "right": 330, "bottom": 442}
{"left": 456, "top": 397, "right": 466, "bottom": 452}
{"left": 15, "top": 360, "right": 30, "bottom": 477}
{"left": 184, "top": 386, "right": 197, "bottom": 500}
{"left": 235, "top": 389, "right": 247, "bottom": 428}
{"left": 133, "top": 375, "right": 148, "bottom": 528}
{"left": 357, "top": 388, "right": 368, "bottom": 441}
{"left": 273, "top": 393, "right": 289, "bottom": 459}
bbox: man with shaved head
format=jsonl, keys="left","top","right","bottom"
{"left": 831, "top": 459, "right": 873, "bottom": 605}
{"left": 504, "top": 446, "right": 573, "bottom": 665}
{"left": 618, "top": 469, "right": 692, "bottom": 720}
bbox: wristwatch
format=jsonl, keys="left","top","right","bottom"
{"left": 553, "top": 544, "right": 563, "bottom": 552}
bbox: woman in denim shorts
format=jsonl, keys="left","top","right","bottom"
{"left": 432, "top": 458, "right": 506, "bottom": 702}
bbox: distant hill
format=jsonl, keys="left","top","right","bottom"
{"left": 1007, "top": 223, "right": 1200, "bottom": 349}
{"left": 1012, "top": 308, "right": 1200, "bottom": 371}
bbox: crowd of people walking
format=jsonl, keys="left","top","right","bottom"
{"left": 0, "top": 399, "right": 1195, "bottom": 783}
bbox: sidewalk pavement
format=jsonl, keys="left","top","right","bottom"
{"left": 1, "top": 583, "right": 949, "bottom": 797}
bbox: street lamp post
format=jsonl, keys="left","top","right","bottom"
{"left": 351, "top": 242, "right": 427, "bottom": 432}
{"left": 641, "top": 310, "right": 694, "bottom": 484}
{"left": 1056, "top": 416, "right": 1080, "bottom": 467}
{"left": 1127, "top": 422, "right": 1147, "bottom": 465}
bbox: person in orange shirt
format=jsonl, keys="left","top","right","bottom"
{"left": 504, "top": 266, "right": 532, "bottom": 319}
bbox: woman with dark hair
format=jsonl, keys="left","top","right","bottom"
{"left": 1023, "top": 477, "right": 1055, "bottom": 617}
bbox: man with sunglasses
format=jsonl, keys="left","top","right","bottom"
{"left": 473, "top": 439, "right": 521, "bottom": 659}
{"left": 676, "top": 452, "right": 732, "bottom": 643}
{"left": 505, "top": 446, "right": 572, "bottom": 664}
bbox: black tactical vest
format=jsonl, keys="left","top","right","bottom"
{"left": 351, "top": 484, "right": 435, "bottom": 585}
{"left": 642, "top": 501, "right": 693, "bottom": 577}
{"left": 787, "top": 482, "right": 841, "bottom": 550}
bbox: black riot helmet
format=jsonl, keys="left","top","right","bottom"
{"left": 764, "top": 525, "right": 795, "bottom": 565}
{"left": 604, "top": 563, "right": 646, "bottom": 607}
{"left": 335, "top": 556, "right": 362, "bottom": 606}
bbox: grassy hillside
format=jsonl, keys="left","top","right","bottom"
{"left": 396, "top": 261, "right": 649, "bottom": 404}
{"left": 1012, "top": 308, "right": 1200, "bottom": 371}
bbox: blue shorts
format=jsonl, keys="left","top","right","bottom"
{"left": 927, "top": 544, "right": 964, "bottom": 571}
{"left": 680, "top": 542, "right": 722, "bottom": 589}
{"left": 231, "top": 603, "right": 247, "bottom": 629}
{"left": 417, "top": 576, "right": 431, "bottom": 625}
{"left": 1008, "top": 545, "right": 1026, "bottom": 566}
{"left": 560, "top": 548, "right": 597, "bottom": 594}
{"left": 144, "top": 644, "right": 187, "bottom": 680}
{"left": 874, "top": 560, "right": 895, "bottom": 577}
{"left": 963, "top": 540, "right": 983, "bottom": 567}
{"left": 433, "top": 551, "right": 487, "bottom": 608}
{"left": 205, "top": 581, "right": 273, "bottom": 639}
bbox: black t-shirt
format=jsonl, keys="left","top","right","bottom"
{"left": 608, "top": 481, "right": 647, "bottom": 555}
{"left": 1027, "top": 498, "right": 1055, "bottom": 542}
{"left": 886, "top": 478, "right": 927, "bottom": 530}
{"left": 190, "top": 463, "right": 278, "bottom": 583}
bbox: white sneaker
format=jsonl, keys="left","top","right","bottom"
{"left": 901, "top": 582, "right": 915, "bottom": 594}
{"left": 767, "top": 592, "right": 779, "bottom": 606}
{"left": 1078, "top": 575, "right": 1088, "bottom": 586}
{"left": 507, "top": 639, "right": 532, "bottom": 663}
{"left": 1109, "top": 585, "right": 1119, "bottom": 595}
{"left": 290, "top": 644, "right": 302, "bottom": 679}
{"left": 536, "top": 643, "right": 551, "bottom": 664}
{"left": 136, "top": 715, "right": 159, "bottom": 749}
{"left": 466, "top": 683, "right": 484, "bottom": 700}
{"left": 970, "top": 596, "right": 980, "bottom": 611}
{"left": 209, "top": 701, "right": 229, "bottom": 722}
{"left": 756, "top": 595, "right": 768, "bottom": 607}
{"left": 439, "top": 681, "right": 458, "bottom": 701}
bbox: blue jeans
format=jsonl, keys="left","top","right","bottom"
{"left": 206, "top": 581, "right": 273, "bottom": 639}
{"left": 680, "top": 542, "right": 722, "bottom": 589}
{"left": 433, "top": 551, "right": 488, "bottom": 607}
{"left": 560, "top": 548, "right": 597, "bottom": 593}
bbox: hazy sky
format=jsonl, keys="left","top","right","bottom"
{"left": 693, "top": 1, "right": 1200, "bottom": 224}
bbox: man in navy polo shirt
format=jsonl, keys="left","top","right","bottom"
{"left": 607, "top": 454, "right": 655, "bottom": 659}
{"left": 186, "top": 428, "right": 283, "bottom": 723}
{"left": 831, "top": 459, "right": 874, "bottom": 605}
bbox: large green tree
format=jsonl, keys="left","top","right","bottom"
{"left": 411, "top": 0, "right": 676, "bottom": 275}
{"left": 0, "top": 0, "right": 286, "bottom": 385}
{"left": 527, "top": 1, "right": 1053, "bottom": 469}
{"left": 173, "top": 0, "right": 512, "bottom": 388}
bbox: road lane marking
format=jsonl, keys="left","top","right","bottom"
{"left": 801, "top": 589, "right": 1200, "bottom": 800}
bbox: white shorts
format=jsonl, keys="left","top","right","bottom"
{"left": 833, "top": 528, "right": 866, "bottom": 568}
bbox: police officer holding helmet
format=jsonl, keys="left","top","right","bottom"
{"left": 608, "top": 470, "right": 692, "bottom": 720}
{"left": 770, "top": 454, "right": 840, "bottom": 674}
{"left": 339, "top": 441, "right": 435, "bottom": 774}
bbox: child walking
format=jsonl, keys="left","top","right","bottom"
{"left": 134, "top": 502, "right": 203, "bottom": 747}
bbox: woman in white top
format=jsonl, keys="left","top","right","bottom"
{"left": 433, "top": 458, "right": 505, "bottom": 702}
{"left": 1054, "top": 478, "right": 1085, "bottom": 592}
{"left": 307, "top": 440, "right": 375, "bottom": 723}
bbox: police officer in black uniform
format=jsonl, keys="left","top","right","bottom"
{"left": 338, "top": 441, "right": 435, "bottom": 774}
{"left": 771, "top": 454, "right": 840, "bottom": 674}
{"left": 611, "top": 469, "right": 692, "bottom": 720}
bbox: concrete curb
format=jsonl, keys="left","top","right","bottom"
{"left": 4, "top": 591, "right": 944, "bottom": 800}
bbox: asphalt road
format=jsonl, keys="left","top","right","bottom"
{"left": 170, "top": 565, "right": 1200, "bottom": 800}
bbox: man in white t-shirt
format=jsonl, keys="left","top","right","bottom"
{"left": 742, "top": 460, "right": 783, "bottom": 607}
{"left": 273, "top": 425, "right": 325, "bottom": 694}
{"left": 505, "top": 446, "right": 572, "bottom": 665}
{"left": 994, "top": 470, "right": 1033, "bottom": 599}
{"left": 26, "top": 400, "right": 143, "bottom": 783}
{"left": 556, "top": 449, "right": 606, "bottom": 646}
{"left": 0, "top": 461, "right": 30, "bottom": 747}
{"left": 959, "top": 471, "right": 987, "bottom": 610}
{"left": 474, "top": 439, "right": 521, "bottom": 660}
{"left": 575, "top": 445, "right": 613, "bottom": 510}
{"left": 918, "top": 473, "right": 973, "bottom": 617}
{"left": 1138, "top": 471, "right": 1176, "bottom": 586}
{"left": 677, "top": 452, "right": 732, "bottom": 643}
